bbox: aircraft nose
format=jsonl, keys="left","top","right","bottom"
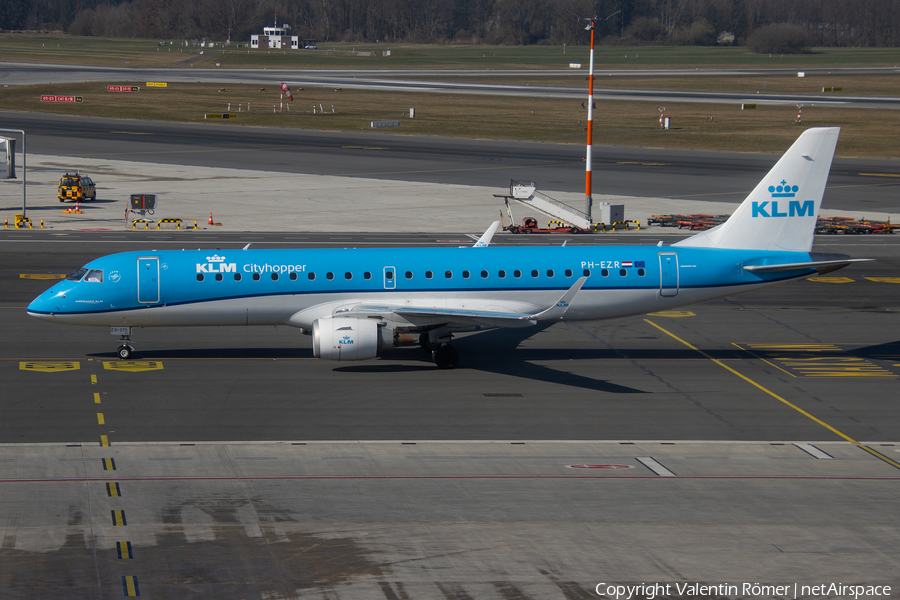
{"left": 26, "top": 289, "right": 64, "bottom": 319}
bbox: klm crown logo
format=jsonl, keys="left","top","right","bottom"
{"left": 768, "top": 180, "right": 799, "bottom": 198}
{"left": 339, "top": 335, "right": 354, "bottom": 345}
{"left": 206, "top": 254, "right": 226, "bottom": 263}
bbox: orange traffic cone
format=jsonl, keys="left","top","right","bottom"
{"left": 208, "top": 212, "right": 214, "bottom": 225}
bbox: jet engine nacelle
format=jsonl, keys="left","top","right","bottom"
{"left": 312, "top": 317, "right": 393, "bottom": 361}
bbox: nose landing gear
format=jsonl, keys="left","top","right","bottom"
{"left": 116, "top": 335, "right": 135, "bottom": 360}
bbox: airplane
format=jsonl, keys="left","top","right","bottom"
{"left": 27, "top": 127, "right": 870, "bottom": 368}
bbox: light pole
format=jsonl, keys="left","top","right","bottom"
{"left": 583, "top": 11, "right": 619, "bottom": 223}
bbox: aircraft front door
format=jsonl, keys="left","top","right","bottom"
{"left": 383, "top": 266, "right": 396, "bottom": 290}
{"left": 659, "top": 252, "right": 678, "bottom": 297}
{"left": 137, "top": 257, "right": 160, "bottom": 304}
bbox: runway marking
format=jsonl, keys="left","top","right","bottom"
{"left": 91, "top": 375, "right": 97, "bottom": 384}
{"left": 795, "top": 443, "right": 833, "bottom": 459}
{"left": 100, "top": 435, "right": 109, "bottom": 447}
{"left": 807, "top": 276, "right": 854, "bottom": 283}
{"left": 635, "top": 457, "right": 676, "bottom": 476}
{"left": 19, "top": 361, "right": 79, "bottom": 372}
{"left": 97, "top": 413, "right": 105, "bottom": 425}
{"left": 858, "top": 172, "right": 900, "bottom": 178}
{"left": 738, "top": 343, "right": 896, "bottom": 378}
{"left": 94, "top": 393, "right": 101, "bottom": 404}
{"left": 122, "top": 575, "right": 140, "bottom": 597}
{"left": 103, "top": 361, "right": 163, "bottom": 372}
{"left": 865, "top": 277, "right": 900, "bottom": 283}
{"left": 18, "top": 273, "right": 65, "bottom": 279}
{"left": 647, "top": 310, "right": 695, "bottom": 317}
{"left": 111, "top": 130, "right": 153, "bottom": 136}
{"left": 117, "top": 541, "right": 134, "bottom": 559}
{"left": 102, "top": 458, "right": 117, "bottom": 471}
{"left": 645, "top": 320, "right": 900, "bottom": 471}
{"left": 342, "top": 145, "right": 388, "bottom": 150}
{"left": 106, "top": 482, "right": 121, "bottom": 497}
{"left": 111, "top": 510, "right": 127, "bottom": 526}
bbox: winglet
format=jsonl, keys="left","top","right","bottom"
{"left": 530, "top": 276, "right": 588, "bottom": 321}
{"left": 472, "top": 221, "right": 501, "bottom": 247}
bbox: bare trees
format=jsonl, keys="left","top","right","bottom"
{"left": 3, "top": 0, "right": 898, "bottom": 48}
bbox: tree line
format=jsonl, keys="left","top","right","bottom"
{"left": 2, "top": 0, "right": 898, "bottom": 48}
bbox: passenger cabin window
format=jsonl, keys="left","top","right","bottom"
{"left": 565, "top": 269, "right": 573, "bottom": 277}
{"left": 498, "top": 270, "right": 506, "bottom": 278}
{"left": 620, "top": 269, "right": 627, "bottom": 277}
{"left": 271, "top": 273, "right": 279, "bottom": 281}
{"left": 345, "top": 272, "right": 352, "bottom": 280}
{"left": 364, "top": 272, "right": 372, "bottom": 280}
{"left": 308, "top": 272, "right": 316, "bottom": 281}
{"left": 326, "top": 272, "right": 334, "bottom": 280}
{"left": 385, "top": 271, "right": 393, "bottom": 280}
{"left": 445, "top": 271, "right": 453, "bottom": 279}
{"left": 234, "top": 273, "right": 242, "bottom": 281}
{"left": 84, "top": 270, "right": 103, "bottom": 283}
{"left": 547, "top": 270, "right": 554, "bottom": 278}
{"left": 584, "top": 269, "right": 591, "bottom": 276}
{"left": 289, "top": 272, "right": 297, "bottom": 281}
{"left": 514, "top": 270, "right": 522, "bottom": 278}
{"left": 463, "top": 270, "right": 470, "bottom": 279}
{"left": 426, "top": 271, "right": 433, "bottom": 279}
{"left": 638, "top": 268, "right": 646, "bottom": 277}
{"left": 252, "top": 273, "right": 260, "bottom": 281}
{"left": 197, "top": 274, "right": 204, "bottom": 282}
{"left": 67, "top": 268, "right": 89, "bottom": 281}
{"left": 405, "top": 271, "right": 413, "bottom": 279}
{"left": 531, "top": 270, "right": 539, "bottom": 278}
{"left": 481, "top": 270, "right": 488, "bottom": 278}
{"left": 601, "top": 269, "right": 609, "bottom": 277}
{"left": 215, "top": 273, "right": 223, "bottom": 282}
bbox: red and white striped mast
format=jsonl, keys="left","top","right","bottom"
{"left": 584, "top": 15, "right": 596, "bottom": 222}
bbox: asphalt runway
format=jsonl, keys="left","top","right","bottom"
{"left": 2, "top": 111, "right": 899, "bottom": 211}
{"left": 3, "top": 63, "right": 899, "bottom": 107}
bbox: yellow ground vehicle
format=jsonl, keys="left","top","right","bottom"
{"left": 58, "top": 173, "right": 96, "bottom": 202}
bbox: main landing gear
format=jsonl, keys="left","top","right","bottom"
{"left": 419, "top": 332, "right": 459, "bottom": 369}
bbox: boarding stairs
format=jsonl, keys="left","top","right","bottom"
{"left": 506, "top": 181, "right": 592, "bottom": 230}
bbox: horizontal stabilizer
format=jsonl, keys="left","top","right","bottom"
{"left": 744, "top": 258, "right": 873, "bottom": 275}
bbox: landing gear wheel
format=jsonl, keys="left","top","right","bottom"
{"left": 432, "top": 345, "right": 459, "bottom": 369}
{"left": 117, "top": 345, "right": 133, "bottom": 360}
{"left": 419, "top": 332, "right": 435, "bottom": 351}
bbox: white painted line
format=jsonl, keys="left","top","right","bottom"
{"left": 794, "top": 443, "right": 834, "bottom": 459}
{"left": 636, "top": 456, "right": 676, "bottom": 477}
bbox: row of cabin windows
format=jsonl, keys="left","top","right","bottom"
{"left": 196, "top": 267, "right": 647, "bottom": 282}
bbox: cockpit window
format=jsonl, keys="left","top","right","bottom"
{"left": 84, "top": 270, "right": 104, "bottom": 283}
{"left": 66, "top": 267, "right": 89, "bottom": 281}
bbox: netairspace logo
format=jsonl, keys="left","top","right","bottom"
{"left": 594, "top": 582, "right": 892, "bottom": 600}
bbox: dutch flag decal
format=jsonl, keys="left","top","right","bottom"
{"left": 622, "top": 261, "right": 633, "bottom": 267}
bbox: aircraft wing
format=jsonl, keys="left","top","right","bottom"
{"left": 349, "top": 277, "right": 588, "bottom": 329}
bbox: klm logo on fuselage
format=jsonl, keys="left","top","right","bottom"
{"left": 196, "top": 254, "right": 237, "bottom": 274}
{"left": 752, "top": 181, "right": 813, "bottom": 218}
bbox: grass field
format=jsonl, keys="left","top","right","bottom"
{"left": 2, "top": 81, "right": 897, "bottom": 157}
{"left": 1, "top": 34, "right": 898, "bottom": 157}
{"left": 3, "top": 34, "right": 900, "bottom": 70}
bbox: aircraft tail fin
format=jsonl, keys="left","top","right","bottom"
{"left": 675, "top": 127, "right": 840, "bottom": 252}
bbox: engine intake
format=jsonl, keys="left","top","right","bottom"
{"left": 312, "top": 317, "right": 393, "bottom": 361}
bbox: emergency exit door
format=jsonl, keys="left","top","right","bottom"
{"left": 659, "top": 252, "right": 678, "bottom": 297}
